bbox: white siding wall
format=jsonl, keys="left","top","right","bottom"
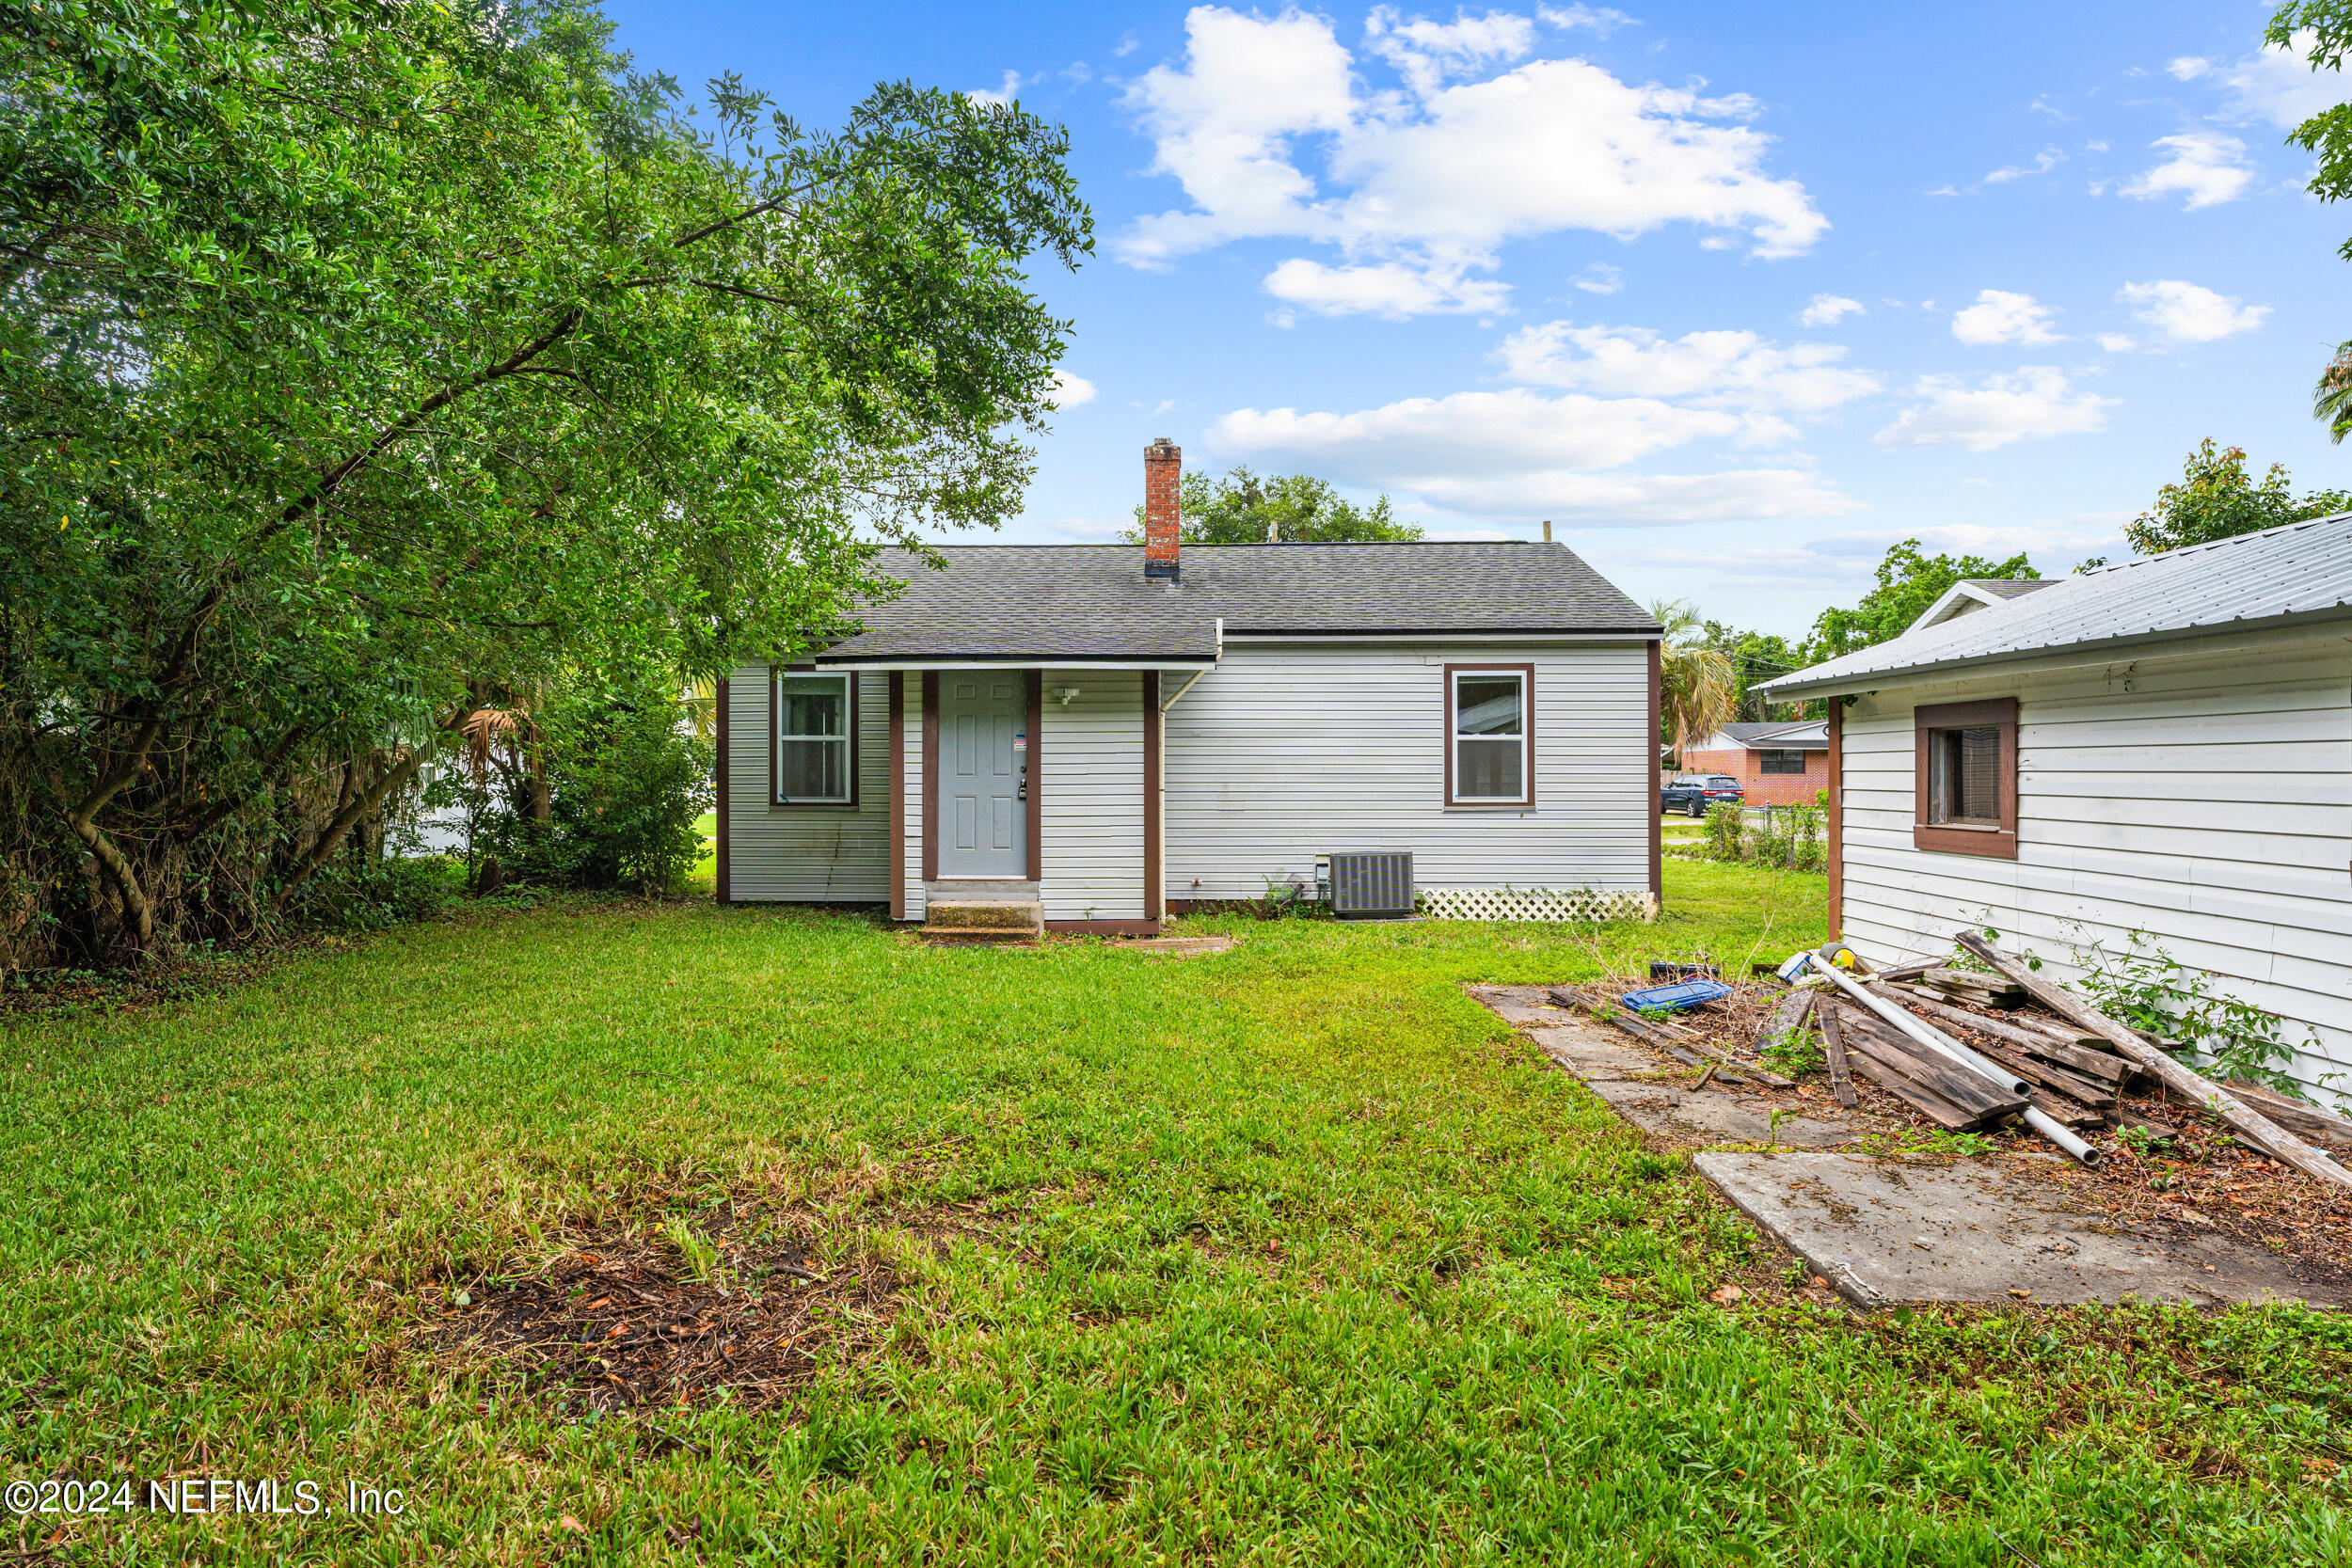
{"left": 900, "top": 675, "right": 925, "bottom": 920}
{"left": 1165, "top": 641, "right": 1651, "bottom": 900}
{"left": 1836, "top": 626, "right": 2352, "bottom": 1101}
{"left": 1039, "top": 670, "right": 1145, "bottom": 922}
{"left": 724, "top": 665, "right": 892, "bottom": 902}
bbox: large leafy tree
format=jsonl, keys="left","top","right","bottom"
{"left": 1698, "top": 620, "right": 1815, "bottom": 723}
{"left": 2269, "top": 6, "right": 2352, "bottom": 439}
{"left": 2124, "top": 439, "right": 2352, "bottom": 554}
{"left": 1126, "top": 466, "right": 1422, "bottom": 543}
{"left": 1806, "top": 540, "right": 2038, "bottom": 659}
{"left": 1, "top": 0, "right": 1089, "bottom": 958}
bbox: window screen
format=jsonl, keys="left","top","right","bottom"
{"left": 778, "top": 674, "right": 851, "bottom": 802}
{"left": 1758, "top": 748, "right": 1806, "bottom": 775}
{"left": 1927, "top": 725, "right": 2001, "bottom": 825}
{"left": 1453, "top": 672, "right": 1526, "bottom": 801}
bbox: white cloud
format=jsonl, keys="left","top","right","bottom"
{"left": 1051, "top": 371, "right": 1098, "bottom": 407}
{"left": 1494, "top": 321, "right": 1881, "bottom": 411}
{"left": 2117, "top": 278, "right": 2269, "bottom": 342}
{"left": 2120, "top": 131, "right": 2255, "bottom": 209}
{"left": 2168, "top": 56, "right": 2212, "bottom": 82}
{"left": 2097, "top": 332, "right": 2137, "bottom": 352}
{"left": 1365, "top": 6, "right": 1537, "bottom": 98}
{"left": 1538, "top": 3, "right": 1636, "bottom": 35}
{"left": 1798, "top": 293, "right": 1864, "bottom": 327}
{"left": 1051, "top": 516, "right": 1131, "bottom": 540}
{"left": 1983, "top": 149, "right": 2064, "bottom": 184}
{"left": 1600, "top": 518, "right": 2117, "bottom": 587}
{"left": 1572, "top": 261, "right": 1623, "bottom": 294}
{"left": 1206, "top": 387, "right": 1861, "bottom": 521}
{"left": 1119, "top": 7, "right": 1825, "bottom": 316}
{"left": 1950, "top": 289, "right": 2064, "bottom": 346}
{"left": 2214, "top": 29, "right": 2352, "bottom": 128}
{"left": 1263, "top": 257, "right": 1510, "bottom": 318}
{"left": 1872, "top": 368, "right": 2116, "bottom": 451}
{"left": 965, "top": 71, "right": 1023, "bottom": 108}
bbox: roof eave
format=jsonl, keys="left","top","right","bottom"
{"left": 1757, "top": 603, "right": 2352, "bottom": 699}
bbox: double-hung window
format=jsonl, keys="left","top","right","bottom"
{"left": 1445, "top": 664, "right": 1533, "bottom": 805}
{"left": 774, "top": 672, "right": 856, "bottom": 805}
{"left": 1912, "top": 697, "right": 2016, "bottom": 857}
{"left": 1758, "top": 748, "right": 1806, "bottom": 775}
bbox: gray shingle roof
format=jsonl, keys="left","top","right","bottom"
{"left": 1759, "top": 513, "right": 2352, "bottom": 697}
{"left": 813, "top": 543, "right": 1657, "bottom": 663}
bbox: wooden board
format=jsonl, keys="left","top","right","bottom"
{"left": 1952, "top": 1037, "right": 2116, "bottom": 1111}
{"left": 1837, "top": 1043, "right": 1982, "bottom": 1131}
{"left": 1818, "top": 1000, "right": 1857, "bottom": 1108}
{"left": 1834, "top": 1008, "right": 2030, "bottom": 1126}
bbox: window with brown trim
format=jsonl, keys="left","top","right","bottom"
{"left": 1444, "top": 663, "right": 1534, "bottom": 806}
{"left": 1757, "top": 748, "right": 1807, "bottom": 775}
{"left": 772, "top": 670, "right": 858, "bottom": 807}
{"left": 1913, "top": 697, "right": 2016, "bottom": 858}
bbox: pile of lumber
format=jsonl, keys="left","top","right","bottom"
{"left": 1909, "top": 966, "right": 2027, "bottom": 1010}
{"left": 1948, "top": 931, "right": 2352, "bottom": 1187}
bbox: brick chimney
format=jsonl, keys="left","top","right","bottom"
{"left": 1143, "top": 436, "right": 1181, "bottom": 580}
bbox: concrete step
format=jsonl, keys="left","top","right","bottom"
{"left": 918, "top": 926, "right": 1042, "bottom": 947}
{"left": 920, "top": 899, "right": 1042, "bottom": 946}
{"left": 924, "top": 900, "right": 1042, "bottom": 932}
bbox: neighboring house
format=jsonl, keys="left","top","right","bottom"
{"left": 716, "top": 439, "right": 1664, "bottom": 932}
{"left": 1680, "top": 720, "right": 1831, "bottom": 806}
{"left": 1757, "top": 515, "right": 2352, "bottom": 1101}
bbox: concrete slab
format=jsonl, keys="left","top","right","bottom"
{"left": 1480, "top": 989, "right": 1862, "bottom": 1150}
{"left": 1695, "top": 1151, "right": 2352, "bottom": 1309}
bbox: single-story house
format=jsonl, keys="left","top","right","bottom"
{"left": 715, "top": 440, "right": 1664, "bottom": 933}
{"left": 1679, "top": 720, "right": 1831, "bottom": 807}
{"left": 1757, "top": 515, "right": 2352, "bottom": 1101}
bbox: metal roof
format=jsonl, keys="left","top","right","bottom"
{"left": 812, "top": 542, "right": 1658, "bottom": 663}
{"left": 1758, "top": 512, "right": 2352, "bottom": 697}
{"left": 1960, "top": 578, "right": 2058, "bottom": 601}
{"left": 1715, "top": 721, "right": 1829, "bottom": 747}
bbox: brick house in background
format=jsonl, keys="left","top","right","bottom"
{"left": 1679, "top": 720, "right": 1830, "bottom": 806}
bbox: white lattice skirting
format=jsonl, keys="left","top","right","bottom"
{"left": 1416, "top": 887, "right": 1659, "bottom": 923}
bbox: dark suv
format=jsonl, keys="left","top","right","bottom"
{"left": 1661, "top": 775, "right": 1743, "bottom": 816}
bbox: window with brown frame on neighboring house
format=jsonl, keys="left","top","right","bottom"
{"left": 1913, "top": 697, "right": 2016, "bottom": 858}
{"left": 1757, "top": 748, "right": 1806, "bottom": 774}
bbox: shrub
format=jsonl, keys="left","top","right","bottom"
{"left": 1704, "top": 803, "right": 1744, "bottom": 862}
{"left": 2065, "top": 927, "right": 2313, "bottom": 1096}
{"left": 461, "top": 680, "right": 714, "bottom": 897}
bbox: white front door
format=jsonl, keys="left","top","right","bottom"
{"left": 938, "top": 674, "right": 1027, "bottom": 878}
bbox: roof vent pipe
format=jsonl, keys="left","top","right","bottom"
{"left": 1144, "top": 437, "right": 1181, "bottom": 581}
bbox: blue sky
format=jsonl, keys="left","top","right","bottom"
{"left": 605, "top": 0, "right": 2352, "bottom": 637}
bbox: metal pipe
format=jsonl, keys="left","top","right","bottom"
{"left": 1806, "top": 954, "right": 2104, "bottom": 1166}
{"left": 1160, "top": 668, "right": 1211, "bottom": 711}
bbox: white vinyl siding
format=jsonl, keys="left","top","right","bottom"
{"left": 901, "top": 675, "right": 925, "bottom": 920}
{"left": 1165, "top": 641, "right": 1650, "bottom": 900}
{"left": 1835, "top": 625, "right": 2352, "bottom": 1101}
{"left": 1039, "top": 671, "right": 1145, "bottom": 922}
{"left": 723, "top": 665, "right": 890, "bottom": 901}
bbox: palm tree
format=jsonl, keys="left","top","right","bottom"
{"left": 1649, "top": 597, "right": 1738, "bottom": 768}
{"left": 2315, "top": 342, "right": 2352, "bottom": 443}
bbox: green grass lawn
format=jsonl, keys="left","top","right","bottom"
{"left": 4, "top": 862, "right": 2344, "bottom": 1564}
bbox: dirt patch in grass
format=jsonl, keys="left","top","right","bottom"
{"left": 414, "top": 1201, "right": 906, "bottom": 1414}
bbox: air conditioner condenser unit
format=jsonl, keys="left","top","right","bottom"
{"left": 1326, "top": 850, "right": 1415, "bottom": 920}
